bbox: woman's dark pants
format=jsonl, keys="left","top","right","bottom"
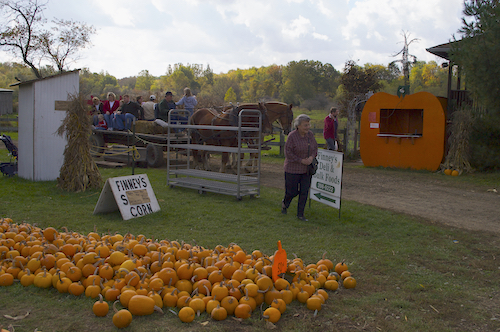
{"left": 283, "top": 172, "right": 311, "bottom": 218}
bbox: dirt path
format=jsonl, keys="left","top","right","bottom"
{"left": 260, "top": 161, "right": 500, "bottom": 234}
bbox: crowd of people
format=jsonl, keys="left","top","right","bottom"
{"left": 88, "top": 88, "right": 198, "bottom": 131}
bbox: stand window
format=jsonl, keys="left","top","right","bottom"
{"left": 379, "top": 109, "right": 423, "bottom": 136}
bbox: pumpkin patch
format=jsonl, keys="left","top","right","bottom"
{"left": 0, "top": 218, "right": 356, "bottom": 327}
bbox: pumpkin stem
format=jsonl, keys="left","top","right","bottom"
{"left": 154, "top": 305, "right": 163, "bottom": 314}
{"left": 98, "top": 293, "right": 104, "bottom": 303}
{"left": 113, "top": 300, "right": 120, "bottom": 313}
{"left": 168, "top": 309, "right": 178, "bottom": 316}
{"left": 258, "top": 286, "right": 271, "bottom": 293}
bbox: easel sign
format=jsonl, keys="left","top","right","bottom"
{"left": 309, "top": 149, "right": 343, "bottom": 210}
{"left": 93, "top": 174, "right": 160, "bottom": 220}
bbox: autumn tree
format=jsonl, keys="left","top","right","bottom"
{"left": 135, "top": 70, "right": 155, "bottom": 91}
{"left": 224, "top": 87, "right": 237, "bottom": 104}
{"left": 280, "top": 60, "right": 315, "bottom": 105}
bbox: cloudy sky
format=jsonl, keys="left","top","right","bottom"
{"left": 1, "top": 0, "right": 465, "bottom": 79}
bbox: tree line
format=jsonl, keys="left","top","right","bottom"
{"left": 0, "top": 59, "right": 453, "bottom": 114}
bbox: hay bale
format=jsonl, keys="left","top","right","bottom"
{"left": 134, "top": 120, "right": 169, "bottom": 135}
{"left": 441, "top": 106, "right": 473, "bottom": 174}
{"left": 56, "top": 93, "right": 102, "bottom": 192}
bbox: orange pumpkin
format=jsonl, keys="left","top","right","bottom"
{"left": 93, "top": 294, "right": 109, "bottom": 317}
{"left": 211, "top": 305, "right": 227, "bottom": 321}
{"left": 263, "top": 307, "right": 281, "bottom": 323}
{"left": 128, "top": 295, "right": 157, "bottom": 316}
{"left": 343, "top": 276, "right": 357, "bottom": 289}
{"left": 178, "top": 306, "right": 195, "bottom": 323}
{"left": 112, "top": 301, "right": 132, "bottom": 328}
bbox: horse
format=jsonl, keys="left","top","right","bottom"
{"left": 190, "top": 102, "right": 272, "bottom": 173}
{"left": 230, "top": 102, "right": 294, "bottom": 171}
{"left": 262, "top": 101, "right": 294, "bottom": 135}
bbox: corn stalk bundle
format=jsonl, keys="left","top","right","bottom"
{"left": 56, "top": 93, "right": 102, "bottom": 192}
{"left": 442, "top": 106, "right": 473, "bottom": 174}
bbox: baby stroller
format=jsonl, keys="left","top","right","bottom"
{"left": 0, "top": 134, "right": 18, "bottom": 176}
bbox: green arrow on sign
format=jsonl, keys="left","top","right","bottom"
{"left": 314, "top": 193, "right": 336, "bottom": 204}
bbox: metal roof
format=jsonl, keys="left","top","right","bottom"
{"left": 426, "top": 40, "right": 463, "bottom": 61}
{"left": 9, "top": 69, "right": 80, "bottom": 87}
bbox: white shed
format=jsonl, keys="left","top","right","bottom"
{"left": 12, "top": 70, "right": 80, "bottom": 181}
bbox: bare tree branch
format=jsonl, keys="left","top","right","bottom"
{"left": 0, "top": 0, "right": 95, "bottom": 78}
{"left": 0, "top": 0, "right": 47, "bottom": 78}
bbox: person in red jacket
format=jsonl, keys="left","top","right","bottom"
{"left": 103, "top": 92, "right": 120, "bottom": 130}
{"left": 323, "top": 107, "right": 339, "bottom": 150}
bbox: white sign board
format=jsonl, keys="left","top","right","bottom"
{"left": 309, "top": 149, "right": 343, "bottom": 209}
{"left": 93, "top": 174, "right": 160, "bottom": 220}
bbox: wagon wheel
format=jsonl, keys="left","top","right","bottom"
{"left": 146, "top": 144, "right": 164, "bottom": 168}
{"left": 89, "top": 134, "right": 105, "bottom": 157}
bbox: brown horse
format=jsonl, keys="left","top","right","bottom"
{"left": 232, "top": 102, "right": 294, "bottom": 171}
{"left": 190, "top": 103, "right": 271, "bottom": 172}
{"left": 263, "top": 102, "right": 294, "bottom": 134}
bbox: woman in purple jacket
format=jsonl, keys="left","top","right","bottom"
{"left": 282, "top": 114, "right": 318, "bottom": 221}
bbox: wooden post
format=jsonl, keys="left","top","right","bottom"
{"left": 343, "top": 127, "right": 348, "bottom": 156}
{"left": 354, "top": 129, "right": 358, "bottom": 154}
{"left": 279, "top": 131, "right": 285, "bottom": 157}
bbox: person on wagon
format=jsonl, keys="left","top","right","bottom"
{"left": 89, "top": 96, "right": 103, "bottom": 126}
{"left": 142, "top": 95, "right": 156, "bottom": 121}
{"left": 103, "top": 92, "right": 121, "bottom": 130}
{"left": 114, "top": 94, "right": 144, "bottom": 130}
{"left": 157, "top": 91, "right": 176, "bottom": 121}
{"left": 175, "top": 87, "right": 197, "bottom": 117}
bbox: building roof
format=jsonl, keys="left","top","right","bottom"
{"left": 0, "top": 88, "right": 14, "bottom": 93}
{"left": 426, "top": 39, "right": 464, "bottom": 61}
{"left": 9, "top": 69, "right": 80, "bottom": 87}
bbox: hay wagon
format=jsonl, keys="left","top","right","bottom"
{"left": 89, "top": 125, "right": 187, "bottom": 168}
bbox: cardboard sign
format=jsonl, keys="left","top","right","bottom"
{"left": 309, "top": 149, "right": 343, "bottom": 209}
{"left": 93, "top": 174, "right": 160, "bottom": 220}
{"left": 272, "top": 241, "right": 287, "bottom": 282}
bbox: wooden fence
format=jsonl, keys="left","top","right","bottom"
{"left": 0, "top": 118, "right": 18, "bottom": 132}
{"left": 267, "top": 127, "right": 359, "bottom": 157}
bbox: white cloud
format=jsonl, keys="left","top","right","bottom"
{"left": 312, "top": 32, "right": 329, "bottom": 41}
{"left": 282, "top": 16, "right": 312, "bottom": 39}
{"left": 0, "top": 0, "right": 465, "bottom": 78}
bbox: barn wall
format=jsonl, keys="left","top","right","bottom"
{"left": 0, "top": 90, "right": 13, "bottom": 115}
{"left": 18, "top": 84, "right": 35, "bottom": 180}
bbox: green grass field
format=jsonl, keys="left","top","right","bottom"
{"left": 1, "top": 148, "right": 500, "bottom": 331}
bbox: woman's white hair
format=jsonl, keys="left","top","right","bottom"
{"left": 293, "top": 114, "right": 310, "bottom": 129}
